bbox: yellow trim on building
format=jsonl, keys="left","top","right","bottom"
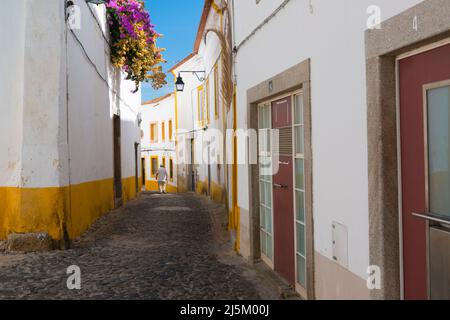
{"left": 0, "top": 176, "right": 141, "bottom": 242}
{"left": 150, "top": 156, "right": 159, "bottom": 178}
{"left": 145, "top": 180, "right": 177, "bottom": 193}
{"left": 196, "top": 180, "right": 208, "bottom": 196}
{"left": 232, "top": 85, "right": 240, "bottom": 251}
{"left": 211, "top": 181, "right": 225, "bottom": 203}
{"left": 121, "top": 176, "right": 139, "bottom": 204}
{"left": 161, "top": 121, "right": 166, "bottom": 142}
{"left": 214, "top": 64, "right": 219, "bottom": 120}
{"left": 169, "top": 157, "right": 174, "bottom": 182}
{"left": 168, "top": 119, "right": 173, "bottom": 141}
{"left": 150, "top": 122, "right": 158, "bottom": 143}
{"left": 197, "top": 85, "right": 205, "bottom": 127}
{"left": 206, "top": 78, "right": 211, "bottom": 124}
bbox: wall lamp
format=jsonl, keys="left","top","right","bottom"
{"left": 175, "top": 71, "right": 206, "bottom": 92}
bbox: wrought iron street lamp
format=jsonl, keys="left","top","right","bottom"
{"left": 175, "top": 71, "right": 206, "bottom": 92}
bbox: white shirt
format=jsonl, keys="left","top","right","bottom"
{"left": 156, "top": 167, "right": 168, "bottom": 182}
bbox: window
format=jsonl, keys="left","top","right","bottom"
{"left": 169, "top": 158, "right": 174, "bottom": 181}
{"left": 427, "top": 84, "right": 450, "bottom": 217}
{"left": 258, "top": 103, "right": 273, "bottom": 263}
{"left": 198, "top": 85, "right": 204, "bottom": 126}
{"left": 150, "top": 123, "right": 158, "bottom": 143}
{"left": 214, "top": 65, "right": 219, "bottom": 119}
{"left": 162, "top": 121, "right": 166, "bottom": 142}
{"left": 162, "top": 157, "right": 166, "bottom": 168}
{"left": 293, "top": 92, "right": 307, "bottom": 288}
{"left": 151, "top": 156, "right": 158, "bottom": 177}
{"left": 206, "top": 78, "right": 210, "bottom": 124}
{"left": 168, "top": 119, "right": 173, "bottom": 141}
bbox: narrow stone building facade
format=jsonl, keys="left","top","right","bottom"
{"left": 0, "top": 0, "right": 142, "bottom": 250}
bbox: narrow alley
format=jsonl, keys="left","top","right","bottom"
{"left": 0, "top": 193, "right": 278, "bottom": 300}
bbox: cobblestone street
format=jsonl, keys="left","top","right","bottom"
{"left": 0, "top": 193, "right": 279, "bottom": 300}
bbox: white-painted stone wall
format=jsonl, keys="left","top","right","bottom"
{"left": 171, "top": 55, "right": 203, "bottom": 191}
{"left": 0, "top": 0, "right": 27, "bottom": 187}
{"left": 195, "top": 6, "right": 227, "bottom": 194}
{"left": 141, "top": 94, "right": 177, "bottom": 189}
{"left": 68, "top": 0, "right": 141, "bottom": 187}
{"left": 231, "top": 0, "right": 424, "bottom": 290}
{"left": 0, "top": 0, "right": 141, "bottom": 190}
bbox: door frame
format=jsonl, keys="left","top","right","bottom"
{"left": 395, "top": 44, "right": 450, "bottom": 300}
{"left": 257, "top": 90, "right": 307, "bottom": 293}
{"left": 113, "top": 114, "right": 122, "bottom": 208}
{"left": 135, "top": 142, "right": 140, "bottom": 194}
{"left": 141, "top": 157, "right": 146, "bottom": 190}
{"left": 247, "top": 59, "right": 314, "bottom": 299}
{"left": 365, "top": 0, "right": 450, "bottom": 298}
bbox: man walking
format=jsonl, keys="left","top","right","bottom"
{"left": 155, "top": 164, "right": 168, "bottom": 194}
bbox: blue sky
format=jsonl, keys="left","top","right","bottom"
{"left": 142, "top": 0, "right": 204, "bottom": 102}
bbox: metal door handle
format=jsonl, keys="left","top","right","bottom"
{"left": 412, "top": 212, "right": 450, "bottom": 226}
{"left": 273, "top": 183, "right": 288, "bottom": 189}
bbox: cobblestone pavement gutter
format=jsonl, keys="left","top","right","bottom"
{"left": 0, "top": 192, "right": 280, "bottom": 300}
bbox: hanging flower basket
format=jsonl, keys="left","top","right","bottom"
{"left": 106, "top": 0, "right": 166, "bottom": 93}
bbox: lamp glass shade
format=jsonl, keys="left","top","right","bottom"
{"left": 175, "top": 75, "right": 185, "bottom": 92}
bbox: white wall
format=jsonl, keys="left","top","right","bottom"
{"left": 68, "top": 0, "right": 141, "bottom": 186}
{"left": 172, "top": 55, "right": 203, "bottom": 184}
{"left": 0, "top": 0, "right": 141, "bottom": 188}
{"left": 0, "top": 1, "right": 26, "bottom": 187}
{"left": 196, "top": 6, "right": 226, "bottom": 189}
{"left": 0, "top": 0, "right": 68, "bottom": 189}
{"left": 232, "top": 0, "right": 424, "bottom": 280}
{"left": 141, "top": 94, "right": 177, "bottom": 186}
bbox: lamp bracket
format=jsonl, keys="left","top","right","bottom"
{"left": 178, "top": 71, "right": 206, "bottom": 82}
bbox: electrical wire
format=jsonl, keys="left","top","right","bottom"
{"left": 68, "top": 28, "right": 139, "bottom": 117}
{"left": 235, "top": 0, "right": 292, "bottom": 52}
{"left": 85, "top": 2, "right": 111, "bottom": 46}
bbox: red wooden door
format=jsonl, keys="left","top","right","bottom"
{"left": 399, "top": 44, "right": 450, "bottom": 300}
{"left": 272, "top": 97, "right": 295, "bottom": 284}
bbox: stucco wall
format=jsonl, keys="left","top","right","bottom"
{"left": 0, "top": 1, "right": 26, "bottom": 188}
{"left": 232, "top": 0, "right": 423, "bottom": 291}
{"left": 0, "top": 0, "right": 141, "bottom": 242}
{"left": 141, "top": 94, "right": 177, "bottom": 191}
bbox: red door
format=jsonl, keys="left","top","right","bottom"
{"left": 272, "top": 97, "right": 295, "bottom": 284}
{"left": 399, "top": 44, "right": 450, "bottom": 300}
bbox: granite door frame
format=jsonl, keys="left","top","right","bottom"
{"left": 247, "top": 59, "right": 314, "bottom": 299}
{"left": 365, "top": 0, "right": 450, "bottom": 300}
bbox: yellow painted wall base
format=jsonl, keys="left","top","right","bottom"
{"left": 145, "top": 180, "right": 177, "bottom": 193}
{"left": 0, "top": 176, "right": 141, "bottom": 242}
{"left": 196, "top": 180, "right": 208, "bottom": 196}
{"left": 68, "top": 178, "right": 114, "bottom": 240}
{"left": 122, "top": 176, "right": 139, "bottom": 204}
{"left": 211, "top": 182, "right": 225, "bottom": 203}
{"left": 0, "top": 186, "right": 69, "bottom": 241}
{"left": 228, "top": 206, "right": 241, "bottom": 253}
{"left": 197, "top": 180, "right": 225, "bottom": 204}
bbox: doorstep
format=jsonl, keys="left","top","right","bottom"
{"left": 253, "top": 261, "right": 302, "bottom": 300}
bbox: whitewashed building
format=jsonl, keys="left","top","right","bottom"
{"left": 183, "top": 0, "right": 450, "bottom": 300}
{"left": 170, "top": 2, "right": 230, "bottom": 206}
{"left": 0, "top": 0, "right": 142, "bottom": 249}
{"left": 141, "top": 93, "right": 177, "bottom": 193}
{"left": 231, "top": 0, "right": 450, "bottom": 300}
